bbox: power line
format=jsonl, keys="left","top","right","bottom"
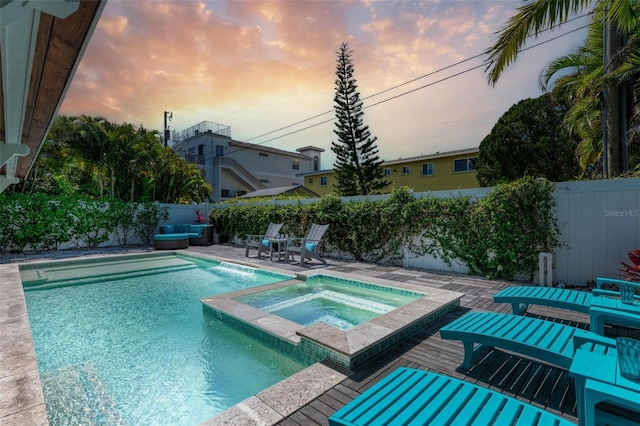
{"left": 211, "top": 14, "right": 593, "bottom": 158}
{"left": 243, "top": 21, "right": 592, "bottom": 148}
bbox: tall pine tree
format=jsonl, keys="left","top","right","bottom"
{"left": 331, "top": 42, "right": 388, "bottom": 196}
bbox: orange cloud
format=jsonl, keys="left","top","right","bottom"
{"left": 60, "top": 0, "right": 589, "bottom": 166}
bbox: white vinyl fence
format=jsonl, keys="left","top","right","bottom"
{"left": 552, "top": 179, "right": 640, "bottom": 286}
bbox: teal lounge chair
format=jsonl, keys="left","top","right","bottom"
{"left": 285, "top": 223, "right": 329, "bottom": 267}
{"left": 244, "top": 223, "right": 284, "bottom": 258}
{"left": 439, "top": 311, "right": 621, "bottom": 370}
{"left": 329, "top": 367, "right": 575, "bottom": 426}
{"left": 494, "top": 277, "right": 640, "bottom": 315}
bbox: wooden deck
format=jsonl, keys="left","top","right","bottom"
{"left": 14, "top": 244, "right": 636, "bottom": 425}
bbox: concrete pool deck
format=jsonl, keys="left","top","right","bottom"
{"left": 0, "top": 245, "right": 466, "bottom": 425}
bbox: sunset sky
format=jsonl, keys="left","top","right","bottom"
{"left": 60, "top": 0, "right": 591, "bottom": 168}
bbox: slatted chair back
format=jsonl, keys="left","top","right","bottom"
{"left": 264, "top": 223, "right": 284, "bottom": 239}
{"left": 306, "top": 223, "right": 329, "bottom": 244}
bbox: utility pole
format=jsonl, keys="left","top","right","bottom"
{"left": 164, "top": 111, "right": 173, "bottom": 147}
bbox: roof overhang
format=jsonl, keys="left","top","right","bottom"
{"left": 0, "top": 0, "right": 105, "bottom": 193}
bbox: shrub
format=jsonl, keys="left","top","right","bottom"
{"left": 210, "top": 177, "right": 560, "bottom": 281}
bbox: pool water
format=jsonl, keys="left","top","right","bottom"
{"left": 22, "top": 256, "right": 304, "bottom": 426}
{"left": 235, "top": 277, "right": 423, "bottom": 330}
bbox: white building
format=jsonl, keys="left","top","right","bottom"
{"left": 172, "top": 121, "right": 324, "bottom": 202}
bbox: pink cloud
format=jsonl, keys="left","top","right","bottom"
{"left": 60, "top": 0, "right": 589, "bottom": 165}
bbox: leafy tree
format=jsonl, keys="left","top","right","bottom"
{"left": 484, "top": 0, "right": 640, "bottom": 177}
{"left": 15, "top": 115, "right": 212, "bottom": 203}
{"left": 476, "top": 94, "right": 580, "bottom": 186}
{"left": 331, "top": 42, "right": 388, "bottom": 196}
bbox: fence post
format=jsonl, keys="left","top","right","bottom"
{"left": 538, "top": 252, "right": 553, "bottom": 287}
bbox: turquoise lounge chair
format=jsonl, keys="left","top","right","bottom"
{"left": 329, "top": 367, "right": 575, "bottom": 426}
{"left": 439, "top": 311, "right": 620, "bottom": 370}
{"left": 493, "top": 277, "right": 640, "bottom": 315}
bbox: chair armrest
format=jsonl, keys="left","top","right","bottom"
{"left": 573, "top": 329, "right": 616, "bottom": 351}
{"left": 596, "top": 277, "right": 640, "bottom": 288}
{"left": 593, "top": 288, "right": 623, "bottom": 297}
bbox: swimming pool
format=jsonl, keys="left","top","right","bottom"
{"left": 235, "top": 276, "right": 424, "bottom": 330}
{"left": 21, "top": 254, "right": 304, "bottom": 425}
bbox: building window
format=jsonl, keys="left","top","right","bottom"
{"left": 320, "top": 176, "right": 327, "bottom": 186}
{"left": 383, "top": 168, "right": 391, "bottom": 176}
{"left": 215, "top": 144, "right": 224, "bottom": 157}
{"left": 402, "top": 165, "right": 410, "bottom": 175}
{"left": 198, "top": 144, "right": 204, "bottom": 155}
{"left": 221, "top": 189, "right": 230, "bottom": 198}
{"left": 454, "top": 157, "right": 477, "bottom": 173}
{"left": 259, "top": 179, "right": 269, "bottom": 183}
{"left": 308, "top": 178, "right": 314, "bottom": 184}
{"left": 292, "top": 159, "right": 300, "bottom": 170}
{"left": 259, "top": 152, "right": 269, "bottom": 157}
{"left": 422, "top": 162, "right": 434, "bottom": 176}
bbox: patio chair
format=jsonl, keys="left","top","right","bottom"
{"left": 285, "top": 223, "right": 329, "bottom": 267}
{"left": 244, "top": 223, "right": 283, "bottom": 258}
{"left": 439, "top": 311, "right": 623, "bottom": 370}
{"left": 329, "top": 367, "right": 576, "bottom": 426}
{"left": 493, "top": 277, "right": 640, "bottom": 315}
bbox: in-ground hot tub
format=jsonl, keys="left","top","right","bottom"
{"left": 235, "top": 276, "right": 424, "bottom": 330}
{"left": 201, "top": 271, "right": 464, "bottom": 370}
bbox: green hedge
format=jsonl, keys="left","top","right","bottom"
{"left": 1, "top": 177, "right": 559, "bottom": 281}
{"left": 0, "top": 194, "right": 168, "bottom": 253}
{"left": 211, "top": 177, "right": 560, "bottom": 281}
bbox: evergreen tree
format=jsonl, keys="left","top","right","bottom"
{"left": 331, "top": 42, "right": 388, "bottom": 196}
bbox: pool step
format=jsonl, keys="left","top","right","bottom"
{"left": 22, "top": 260, "right": 199, "bottom": 290}
{"left": 262, "top": 290, "right": 395, "bottom": 315}
{"left": 40, "top": 363, "right": 125, "bottom": 425}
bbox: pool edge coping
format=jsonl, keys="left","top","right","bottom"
{"left": 0, "top": 263, "right": 48, "bottom": 425}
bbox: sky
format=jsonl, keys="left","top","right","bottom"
{"left": 60, "top": 0, "right": 591, "bottom": 169}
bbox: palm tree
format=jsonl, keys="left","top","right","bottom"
{"left": 67, "top": 115, "right": 110, "bottom": 196}
{"left": 539, "top": 12, "right": 606, "bottom": 175}
{"left": 484, "top": 0, "right": 639, "bottom": 177}
{"left": 103, "top": 122, "right": 136, "bottom": 198}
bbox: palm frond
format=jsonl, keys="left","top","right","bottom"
{"left": 485, "top": 0, "right": 591, "bottom": 85}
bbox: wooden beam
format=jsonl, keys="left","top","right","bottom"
{"left": 14, "top": 0, "right": 104, "bottom": 181}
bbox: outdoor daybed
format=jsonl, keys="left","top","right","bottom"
{"left": 154, "top": 224, "right": 213, "bottom": 249}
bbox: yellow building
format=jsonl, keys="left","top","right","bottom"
{"left": 301, "top": 148, "right": 479, "bottom": 196}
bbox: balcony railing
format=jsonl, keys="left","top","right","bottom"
{"left": 172, "top": 121, "right": 231, "bottom": 144}
{"left": 184, "top": 153, "right": 205, "bottom": 165}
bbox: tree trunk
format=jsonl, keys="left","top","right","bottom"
{"left": 604, "top": 18, "right": 625, "bottom": 177}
